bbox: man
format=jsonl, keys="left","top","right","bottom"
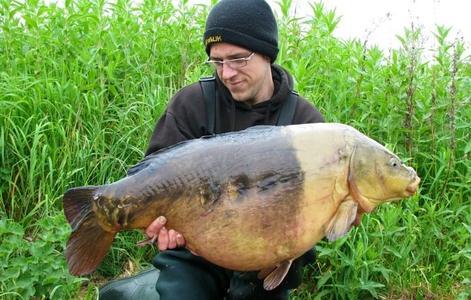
{"left": 100, "top": 0, "right": 324, "bottom": 299}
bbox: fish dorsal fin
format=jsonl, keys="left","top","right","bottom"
{"left": 126, "top": 139, "right": 199, "bottom": 176}
{"left": 325, "top": 198, "right": 358, "bottom": 241}
{"left": 127, "top": 157, "right": 153, "bottom": 176}
{"left": 244, "top": 125, "right": 276, "bottom": 131}
{"left": 260, "top": 259, "right": 293, "bottom": 291}
{"left": 127, "top": 126, "right": 278, "bottom": 176}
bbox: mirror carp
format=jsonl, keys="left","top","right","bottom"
{"left": 63, "top": 123, "right": 420, "bottom": 290}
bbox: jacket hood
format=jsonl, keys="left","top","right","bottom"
{"left": 212, "top": 64, "right": 296, "bottom": 132}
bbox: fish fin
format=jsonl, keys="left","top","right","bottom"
{"left": 127, "top": 159, "right": 153, "bottom": 176}
{"left": 65, "top": 211, "right": 116, "bottom": 276}
{"left": 128, "top": 137, "right": 211, "bottom": 176}
{"left": 63, "top": 186, "right": 99, "bottom": 231}
{"left": 63, "top": 186, "right": 115, "bottom": 275}
{"left": 244, "top": 125, "right": 274, "bottom": 131}
{"left": 262, "top": 259, "right": 293, "bottom": 291}
{"left": 257, "top": 266, "right": 276, "bottom": 280}
{"left": 325, "top": 198, "right": 358, "bottom": 241}
{"left": 353, "top": 211, "right": 365, "bottom": 226}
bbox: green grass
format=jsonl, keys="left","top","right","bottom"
{"left": 1, "top": 0, "right": 470, "bottom": 299}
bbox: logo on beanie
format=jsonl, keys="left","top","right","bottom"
{"left": 205, "top": 35, "right": 223, "bottom": 46}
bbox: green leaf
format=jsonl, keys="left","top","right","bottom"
{"left": 316, "top": 271, "right": 332, "bottom": 289}
{"left": 1, "top": 265, "right": 20, "bottom": 280}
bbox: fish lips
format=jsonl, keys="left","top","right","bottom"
{"left": 405, "top": 176, "right": 421, "bottom": 195}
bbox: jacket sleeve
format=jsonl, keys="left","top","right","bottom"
{"left": 145, "top": 110, "right": 194, "bottom": 156}
{"left": 144, "top": 84, "right": 207, "bottom": 156}
{"left": 292, "top": 97, "right": 325, "bottom": 124}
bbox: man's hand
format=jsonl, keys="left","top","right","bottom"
{"left": 141, "top": 216, "right": 186, "bottom": 251}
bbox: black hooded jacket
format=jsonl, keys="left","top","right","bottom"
{"left": 145, "top": 64, "right": 324, "bottom": 156}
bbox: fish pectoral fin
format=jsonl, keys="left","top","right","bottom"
{"left": 257, "top": 266, "right": 276, "bottom": 280}
{"left": 261, "top": 259, "right": 293, "bottom": 291}
{"left": 325, "top": 198, "right": 358, "bottom": 241}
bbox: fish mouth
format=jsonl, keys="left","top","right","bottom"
{"left": 405, "top": 176, "right": 421, "bottom": 195}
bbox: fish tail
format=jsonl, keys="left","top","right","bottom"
{"left": 63, "top": 186, "right": 116, "bottom": 276}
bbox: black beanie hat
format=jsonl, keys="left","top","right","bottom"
{"left": 203, "top": 0, "right": 279, "bottom": 63}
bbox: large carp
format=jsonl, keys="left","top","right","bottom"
{"left": 63, "top": 123, "right": 420, "bottom": 290}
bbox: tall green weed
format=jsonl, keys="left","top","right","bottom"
{"left": 0, "top": 0, "right": 469, "bottom": 298}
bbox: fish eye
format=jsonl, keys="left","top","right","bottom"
{"left": 389, "top": 158, "right": 400, "bottom": 168}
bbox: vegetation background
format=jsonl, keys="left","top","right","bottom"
{"left": 0, "top": 0, "right": 469, "bottom": 299}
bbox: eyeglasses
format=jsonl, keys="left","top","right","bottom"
{"left": 205, "top": 52, "right": 255, "bottom": 70}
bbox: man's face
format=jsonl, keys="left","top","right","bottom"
{"left": 209, "top": 43, "right": 273, "bottom": 105}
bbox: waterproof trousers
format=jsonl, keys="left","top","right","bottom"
{"left": 153, "top": 248, "right": 315, "bottom": 300}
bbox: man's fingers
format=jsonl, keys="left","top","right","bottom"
{"left": 141, "top": 216, "right": 186, "bottom": 251}
{"left": 176, "top": 233, "right": 185, "bottom": 247}
{"left": 168, "top": 229, "right": 177, "bottom": 249}
{"left": 158, "top": 227, "right": 169, "bottom": 251}
{"left": 145, "top": 216, "right": 167, "bottom": 237}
